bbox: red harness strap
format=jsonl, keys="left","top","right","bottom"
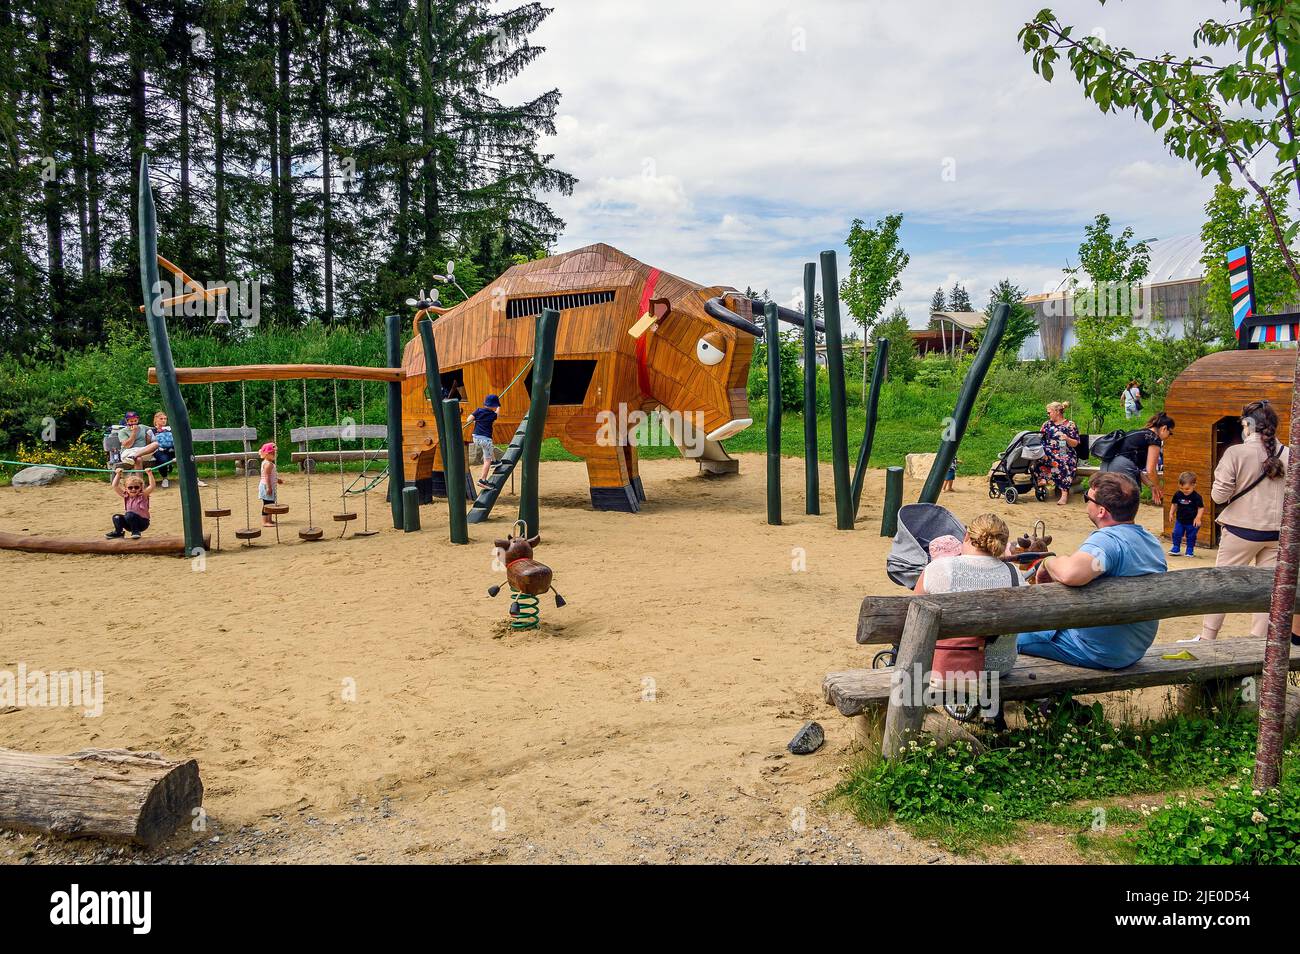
{"left": 635, "top": 268, "right": 662, "bottom": 399}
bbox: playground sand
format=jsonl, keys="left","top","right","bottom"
{"left": 0, "top": 456, "right": 1258, "bottom": 865}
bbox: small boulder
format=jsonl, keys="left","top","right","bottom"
{"left": 905, "top": 452, "right": 937, "bottom": 480}
{"left": 787, "top": 721, "right": 825, "bottom": 755}
{"left": 10, "top": 466, "right": 64, "bottom": 488}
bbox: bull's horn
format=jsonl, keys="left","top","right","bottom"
{"left": 726, "top": 294, "right": 826, "bottom": 334}
{"left": 704, "top": 297, "right": 763, "bottom": 337}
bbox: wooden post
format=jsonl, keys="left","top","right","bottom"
{"left": 0, "top": 747, "right": 202, "bottom": 847}
{"left": 881, "top": 465, "right": 903, "bottom": 537}
{"left": 850, "top": 338, "right": 889, "bottom": 522}
{"left": 418, "top": 318, "right": 453, "bottom": 495}
{"left": 802, "top": 262, "right": 820, "bottom": 515}
{"left": 820, "top": 250, "right": 853, "bottom": 530}
{"left": 442, "top": 398, "right": 468, "bottom": 544}
{"left": 518, "top": 307, "right": 559, "bottom": 537}
{"left": 137, "top": 156, "right": 204, "bottom": 557}
{"left": 385, "top": 314, "right": 405, "bottom": 529}
{"left": 919, "top": 303, "right": 1008, "bottom": 504}
{"left": 401, "top": 485, "right": 421, "bottom": 532}
{"left": 881, "top": 600, "right": 943, "bottom": 758}
{"left": 765, "top": 301, "right": 782, "bottom": 526}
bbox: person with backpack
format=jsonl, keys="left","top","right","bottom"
{"left": 1193, "top": 400, "right": 1297, "bottom": 644}
{"left": 1097, "top": 412, "right": 1173, "bottom": 506}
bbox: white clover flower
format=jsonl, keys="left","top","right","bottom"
{"left": 963, "top": 765, "right": 975, "bottom": 775}
{"left": 1251, "top": 810, "right": 1267, "bottom": 824}
{"left": 982, "top": 804, "right": 994, "bottom": 813}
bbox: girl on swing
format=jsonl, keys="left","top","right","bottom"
{"left": 258, "top": 442, "right": 285, "bottom": 527}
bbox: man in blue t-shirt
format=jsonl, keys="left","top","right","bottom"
{"left": 1017, "top": 472, "right": 1168, "bottom": 669}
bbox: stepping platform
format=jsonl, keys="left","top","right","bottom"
{"left": 0, "top": 531, "right": 208, "bottom": 556}
{"left": 824, "top": 637, "right": 1300, "bottom": 718}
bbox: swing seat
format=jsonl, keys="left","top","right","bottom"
{"left": 332, "top": 512, "right": 358, "bottom": 522}
{"left": 263, "top": 504, "right": 290, "bottom": 515}
{"left": 234, "top": 528, "right": 262, "bottom": 541}
{"left": 299, "top": 527, "right": 324, "bottom": 541}
{"left": 204, "top": 508, "right": 232, "bottom": 518}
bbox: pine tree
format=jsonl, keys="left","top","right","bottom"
{"left": 948, "top": 281, "right": 972, "bottom": 311}
{"left": 929, "top": 286, "right": 945, "bottom": 313}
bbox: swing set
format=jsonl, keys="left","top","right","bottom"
{"left": 150, "top": 362, "right": 401, "bottom": 554}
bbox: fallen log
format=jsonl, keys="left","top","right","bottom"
{"left": 856, "top": 565, "right": 1280, "bottom": 644}
{"left": 0, "top": 748, "right": 203, "bottom": 847}
{"left": 0, "top": 531, "right": 208, "bottom": 556}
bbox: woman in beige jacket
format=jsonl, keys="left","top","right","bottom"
{"left": 1197, "top": 400, "right": 1296, "bottom": 641}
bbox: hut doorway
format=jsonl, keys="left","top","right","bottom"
{"left": 1205, "top": 415, "right": 1245, "bottom": 548}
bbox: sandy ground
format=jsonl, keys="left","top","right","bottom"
{"left": 0, "top": 454, "right": 1256, "bottom": 865}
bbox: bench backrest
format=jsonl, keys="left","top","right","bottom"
{"left": 289, "top": 425, "right": 389, "bottom": 444}
{"left": 189, "top": 426, "right": 256, "bottom": 445}
{"left": 857, "top": 565, "right": 1279, "bottom": 643}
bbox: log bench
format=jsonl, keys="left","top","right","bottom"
{"left": 832, "top": 565, "right": 1295, "bottom": 757}
{"left": 190, "top": 425, "right": 259, "bottom": 475}
{"left": 289, "top": 424, "right": 388, "bottom": 472}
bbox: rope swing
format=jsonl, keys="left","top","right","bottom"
{"left": 203, "top": 382, "right": 231, "bottom": 551}
{"left": 260, "top": 381, "right": 290, "bottom": 542}
{"left": 354, "top": 379, "right": 377, "bottom": 537}
{"left": 233, "top": 380, "right": 261, "bottom": 544}
{"left": 298, "top": 378, "right": 324, "bottom": 542}
{"left": 331, "top": 379, "right": 357, "bottom": 538}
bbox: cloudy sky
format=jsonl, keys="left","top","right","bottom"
{"left": 498, "top": 0, "right": 1231, "bottom": 326}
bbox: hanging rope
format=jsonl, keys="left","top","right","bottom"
{"left": 208, "top": 383, "right": 220, "bottom": 510}
{"left": 233, "top": 380, "right": 260, "bottom": 544}
{"left": 299, "top": 379, "right": 322, "bottom": 541}
{"left": 359, "top": 379, "right": 372, "bottom": 534}
{"left": 332, "top": 379, "right": 354, "bottom": 537}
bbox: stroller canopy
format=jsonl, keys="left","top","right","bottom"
{"left": 1002, "top": 430, "right": 1045, "bottom": 469}
{"left": 886, "top": 503, "right": 966, "bottom": 588}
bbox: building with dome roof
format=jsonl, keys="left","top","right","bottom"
{"left": 1019, "top": 232, "right": 1209, "bottom": 360}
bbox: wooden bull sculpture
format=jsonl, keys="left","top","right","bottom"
{"left": 487, "top": 531, "right": 565, "bottom": 615}
{"left": 400, "top": 243, "right": 820, "bottom": 511}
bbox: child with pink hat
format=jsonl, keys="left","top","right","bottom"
{"left": 258, "top": 442, "right": 284, "bottom": 527}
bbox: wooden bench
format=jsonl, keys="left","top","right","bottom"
{"left": 190, "top": 426, "right": 259, "bottom": 475}
{"left": 289, "top": 425, "right": 388, "bottom": 472}
{"left": 830, "top": 566, "right": 1297, "bottom": 757}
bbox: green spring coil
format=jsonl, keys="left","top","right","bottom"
{"left": 510, "top": 590, "right": 540, "bottom": 630}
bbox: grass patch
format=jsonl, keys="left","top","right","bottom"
{"left": 831, "top": 699, "right": 1262, "bottom": 855}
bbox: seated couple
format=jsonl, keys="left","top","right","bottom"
{"left": 916, "top": 473, "right": 1166, "bottom": 673}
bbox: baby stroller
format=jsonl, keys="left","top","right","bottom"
{"left": 987, "top": 430, "right": 1048, "bottom": 504}
{"left": 880, "top": 503, "right": 1033, "bottom": 724}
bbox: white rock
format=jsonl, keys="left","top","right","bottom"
{"left": 10, "top": 466, "right": 64, "bottom": 487}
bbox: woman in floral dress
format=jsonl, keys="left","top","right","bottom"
{"left": 1039, "top": 401, "right": 1081, "bottom": 505}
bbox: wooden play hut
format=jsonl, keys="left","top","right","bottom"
{"left": 1161, "top": 348, "right": 1295, "bottom": 548}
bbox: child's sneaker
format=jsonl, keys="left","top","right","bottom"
{"left": 1168, "top": 547, "right": 1181, "bottom": 555}
{"left": 105, "top": 531, "right": 124, "bottom": 539}
{"left": 1185, "top": 549, "right": 1195, "bottom": 557}
{"left": 161, "top": 478, "right": 170, "bottom": 488}
{"left": 130, "top": 532, "right": 142, "bottom": 539}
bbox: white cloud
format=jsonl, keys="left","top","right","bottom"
{"left": 499, "top": 0, "right": 1232, "bottom": 327}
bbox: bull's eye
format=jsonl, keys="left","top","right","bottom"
{"left": 696, "top": 332, "right": 726, "bottom": 366}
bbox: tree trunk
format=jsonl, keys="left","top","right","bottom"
{"left": 276, "top": 6, "right": 293, "bottom": 321}
{"left": 213, "top": 18, "right": 226, "bottom": 277}
{"left": 125, "top": 0, "right": 148, "bottom": 257}
{"left": 0, "top": 747, "right": 202, "bottom": 847}
{"left": 81, "top": 24, "right": 100, "bottom": 280}
{"left": 418, "top": 0, "right": 437, "bottom": 253}
{"left": 38, "top": 20, "right": 66, "bottom": 345}
{"left": 1254, "top": 354, "right": 1300, "bottom": 789}
{"left": 177, "top": 0, "right": 192, "bottom": 267}
{"left": 318, "top": 12, "right": 334, "bottom": 320}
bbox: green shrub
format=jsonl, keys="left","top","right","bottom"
{"left": 1133, "top": 763, "right": 1300, "bottom": 864}
{"left": 834, "top": 701, "right": 1258, "bottom": 852}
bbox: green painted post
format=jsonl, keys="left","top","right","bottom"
{"left": 137, "top": 156, "right": 204, "bottom": 556}
{"left": 765, "top": 301, "right": 782, "bottom": 526}
{"left": 801, "top": 262, "right": 819, "bottom": 515}
{"left": 442, "top": 398, "right": 469, "bottom": 544}
{"left": 517, "top": 307, "right": 560, "bottom": 537}
{"left": 850, "top": 338, "right": 889, "bottom": 522}
{"left": 820, "top": 250, "right": 853, "bottom": 530}
{"left": 881, "top": 465, "right": 904, "bottom": 537}
{"left": 402, "top": 486, "right": 421, "bottom": 532}
{"left": 918, "top": 303, "right": 1009, "bottom": 504}
{"left": 385, "top": 314, "right": 405, "bottom": 528}
{"left": 418, "top": 318, "right": 454, "bottom": 498}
